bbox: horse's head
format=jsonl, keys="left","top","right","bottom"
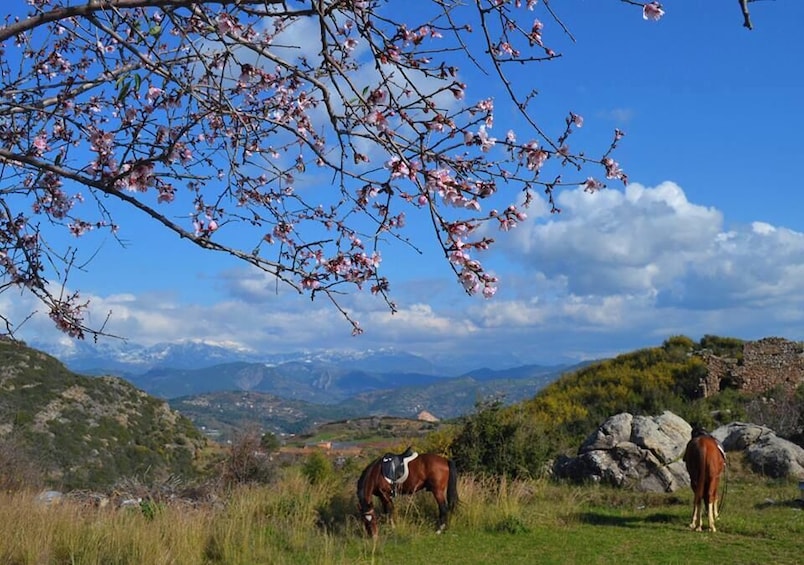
{"left": 358, "top": 502, "right": 379, "bottom": 538}
{"left": 356, "top": 461, "right": 380, "bottom": 538}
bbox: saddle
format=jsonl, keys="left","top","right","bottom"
{"left": 380, "top": 446, "right": 418, "bottom": 496}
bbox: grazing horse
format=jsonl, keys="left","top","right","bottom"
{"left": 683, "top": 428, "right": 726, "bottom": 532}
{"left": 356, "top": 449, "right": 458, "bottom": 538}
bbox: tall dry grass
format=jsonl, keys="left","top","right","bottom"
{"left": 1, "top": 467, "right": 531, "bottom": 563}
{"left": 1, "top": 463, "right": 801, "bottom": 565}
{"left": 0, "top": 464, "right": 374, "bottom": 565}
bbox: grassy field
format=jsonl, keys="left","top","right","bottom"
{"left": 1, "top": 464, "right": 801, "bottom": 565}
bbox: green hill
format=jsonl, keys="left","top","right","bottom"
{"left": 448, "top": 335, "right": 803, "bottom": 478}
{"left": 0, "top": 338, "right": 206, "bottom": 490}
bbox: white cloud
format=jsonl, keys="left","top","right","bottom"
{"left": 12, "top": 180, "right": 804, "bottom": 366}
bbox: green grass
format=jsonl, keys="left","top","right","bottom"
{"left": 0, "top": 469, "right": 801, "bottom": 565}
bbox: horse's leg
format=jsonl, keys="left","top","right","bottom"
{"left": 433, "top": 489, "right": 448, "bottom": 534}
{"left": 706, "top": 481, "right": 719, "bottom": 532}
{"left": 706, "top": 499, "right": 717, "bottom": 532}
{"left": 380, "top": 494, "right": 396, "bottom": 529}
{"left": 688, "top": 455, "right": 705, "bottom": 531}
{"left": 689, "top": 493, "right": 702, "bottom": 531}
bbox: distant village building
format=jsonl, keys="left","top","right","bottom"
{"left": 417, "top": 410, "right": 439, "bottom": 422}
{"left": 700, "top": 337, "right": 804, "bottom": 398}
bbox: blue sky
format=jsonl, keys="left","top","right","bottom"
{"left": 8, "top": 1, "right": 804, "bottom": 368}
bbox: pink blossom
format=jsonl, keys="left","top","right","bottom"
{"left": 367, "top": 110, "right": 389, "bottom": 130}
{"left": 476, "top": 98, "right": 494, "bottom": 112}
{"left": 477, "top": 125, "right": 496, "bottom": 152}
{"left": 32, "top": 132, "right": 49, "bottom": 154}
{"left": 96, "top": 40, "right": 115, "bottom": 53}
{"left": 602, "top": 158, "right": 627, "bottom": 184}
{"left": 450, "top": 83, "right": 466, "bottom": 100}
{"left": 643, "top": 2, "right": 664, "bottom": 21}
{"left": 529, "top": 20, "right": 543, "bottom": 47}
{"left": 157, "top": 184, "right": 175, "bottom": 203}
{"left": 216, "top": 13, "right": 237, "bottom": 34}
{"left": 520, "top": 141, "right": 548, "bottom": 171}
{"left": 146, "top": 86, "right": 163, "bottom": 104}
{"left": 583, "top": 177, "right": 605, "bottom": 192}
{"left": 386, "top": 156, "right": 410, "bottom": 179}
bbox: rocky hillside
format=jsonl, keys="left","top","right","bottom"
{"left": 0, "top": 338, "right": 206, "bottom": 490}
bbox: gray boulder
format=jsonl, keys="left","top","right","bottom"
{"left": 713, "top": 422, "right": 804, "bottom": 479}
{"left": 553, "top": 410, "right": 692, "bottom": 492}
{"left": 712, "top": 421, "right": 774, "bottom": 450}
{"left": 35, "top": 490, "right": 63, "bottom": 506}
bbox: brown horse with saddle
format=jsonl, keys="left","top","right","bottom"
{"left": 356, "top": 447, "right": 459, "bottom": 538}
{"left": 683, "top": 428, "right": 726, "bottom": 532}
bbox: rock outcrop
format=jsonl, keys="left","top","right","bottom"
{"left": 712, "top": 422, "right": 804, "bottom": 479}
{"left": 553, "top": 411, "right": 691, "bottom": 492}
{"left": 554, "top": 412, "right": 804, "bottom": 492}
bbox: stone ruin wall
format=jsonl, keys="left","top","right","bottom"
{"left": 701, "top": 337, "right": 804, "bottom": 398}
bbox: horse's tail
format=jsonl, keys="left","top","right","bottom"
{"left": 447, "top": 458, "right": 459, "bottom": 511}
{"left": 693, "top": 442, "right": 708, "bottom": 500}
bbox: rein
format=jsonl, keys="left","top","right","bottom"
{"left": 718, "top": 453, "right": 728, "bottom": 514}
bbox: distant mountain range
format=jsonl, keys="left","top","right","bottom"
{"left": 137, "top": 357, "right": 592, "bottom": 438}
{"left": 165, "top": 363, "right": 580, "bottom": 440}
{"left": 35, "top": 338, "right": 537, "bottom": 377}
{"left": 31, "top": 338, "right": 591, "bottom": 439}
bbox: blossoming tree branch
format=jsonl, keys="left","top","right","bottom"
{"left": 0, "top": 0, "right": 669, "bottom": 340}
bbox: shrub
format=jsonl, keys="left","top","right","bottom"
{"left": 744, "top": 384, "right": 804, "bottom": 442}
{"left": 450, "top": 400, "right": 545, "bottom": 478}
{"left": 220, "top": 428, "right": 275, "bottom": 487}
{"left": 301, "top": 451, "right": 332, "bottom": 485}
{"left": 260, "top": 432, "right": 280, "bottom": 453}
{"left": 0, "top": 434, "right": 43, "bottom": 492}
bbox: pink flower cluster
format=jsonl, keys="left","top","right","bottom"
{"left": 643, "top": 2, "right": 665, "bottom": 21}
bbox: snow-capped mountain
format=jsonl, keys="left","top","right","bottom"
{"left": 34, "top": 339, "right": 266, "bottom": 374}
{"left": 34, "top": 338, "right": 461, "bottom": 376}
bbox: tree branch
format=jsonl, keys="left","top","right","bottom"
{"left": 738, "top": 0, "right": 754, "bottom": 30}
